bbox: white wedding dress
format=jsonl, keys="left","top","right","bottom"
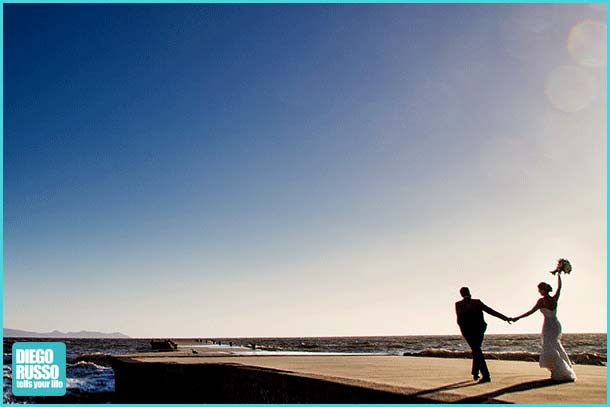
{"left": 539, "top": 307, "right": 577, "bottom": 381}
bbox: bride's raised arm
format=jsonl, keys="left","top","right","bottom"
{"left": 513, "top": 298, "right": 543, "bottom": 322}
{"left": 553, "top": 272, "right": 562, "bottom": 301}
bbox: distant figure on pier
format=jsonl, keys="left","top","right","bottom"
{"left": 455, "top": 287, "right": 511, "bottom": 383}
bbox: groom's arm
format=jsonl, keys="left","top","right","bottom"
{"left": 481, "top": 302, "right": 510, "bottom": 322}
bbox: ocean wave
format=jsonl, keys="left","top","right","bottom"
{"left": 67, "top": 360, "right": 112, "bottom": 371}
{"left": 256, "top": 345, "right": 283, "bottom": 352}
{"left": 403, "top": 349, "right": 606, "bottom": 366}
{"left": 297, "top": 342, "right": 319, "bottom": 349}
{"left": 68, "top": 360, "right": 111, "bottom": 368}
{"left": 66, "top": 375, "right": 115, "bottom": 393}
{"left": 63, "top": 354, "right": 116, "bottom": 395}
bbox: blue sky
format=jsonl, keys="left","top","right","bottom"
{"left": 4, "top": 4, "right": 606, "bottom": 337}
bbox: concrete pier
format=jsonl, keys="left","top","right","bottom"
{"left": 110, "top": 350, "right": 606, "bottom": 403}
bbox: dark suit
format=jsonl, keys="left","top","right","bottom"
{"left": 455, "top": 297, "right": 508, "bottom": 379}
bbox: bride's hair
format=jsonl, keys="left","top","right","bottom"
{"left": 538, "top": 282, "right": 553, "bottom": 294}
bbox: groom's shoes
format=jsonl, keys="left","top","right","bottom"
{"left": 473, "top": 374, "right": 480, "bottom": 381}
{"left": 478, "top": 376, "right": 492, "bottom": 383}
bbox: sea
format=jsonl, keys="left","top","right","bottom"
{"left": 3, "top": 334, "right": 606, "bottom": 404}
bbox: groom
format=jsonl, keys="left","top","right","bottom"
{"left": 455, "top": 287, "right": 511, "bottom": 383}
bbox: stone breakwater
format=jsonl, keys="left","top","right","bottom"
{"left": 402, "top": 349, "right": 606, "bottom": 366}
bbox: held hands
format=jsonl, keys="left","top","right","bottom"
{"left": 508, "top": 317, "right": 519, "bottom": 323}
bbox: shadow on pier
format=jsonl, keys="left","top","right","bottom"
{"left": 454, "top": 379, "right": 564, "bottom": 403}
{"left": 111, "top": 359, "right": 472, "bottom": 403}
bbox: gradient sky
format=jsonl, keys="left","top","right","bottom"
{"left": 4, "top": 4, "right": 606, "bottom": 338}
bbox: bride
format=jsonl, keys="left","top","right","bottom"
{"left": 511, "top": 272, "right": 576, "bottom": 381}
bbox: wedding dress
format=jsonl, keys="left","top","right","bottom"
{"left": 539, "top": 307, "right": 577, "bottom": 381}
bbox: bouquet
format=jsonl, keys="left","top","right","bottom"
{"left": 550, "top": 258, "right": 572, "bottom": 275}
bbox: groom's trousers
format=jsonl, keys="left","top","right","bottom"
{"left": 462, "top": 329, "right": 489, "bottom": 379}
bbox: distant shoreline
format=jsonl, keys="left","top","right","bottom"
{"left": 3, "top": 328, "right": 129, "bottom": 339}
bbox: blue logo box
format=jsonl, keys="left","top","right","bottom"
{"left": 11, "top": 342, "right": 67, "bottom": 397}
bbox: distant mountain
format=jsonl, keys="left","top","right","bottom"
{"left": 4, "top": 328, "right": 130, "bottom": 339}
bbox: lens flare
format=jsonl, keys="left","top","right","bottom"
{"left": 567, "top": 20, "right": 606, "bottom": 67}
{"left": 545, "top": 65, "right": 597, "bottom": 113}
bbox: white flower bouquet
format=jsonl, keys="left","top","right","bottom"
{"left": 550, "top": 258, "right": 572, "bottom": 275}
